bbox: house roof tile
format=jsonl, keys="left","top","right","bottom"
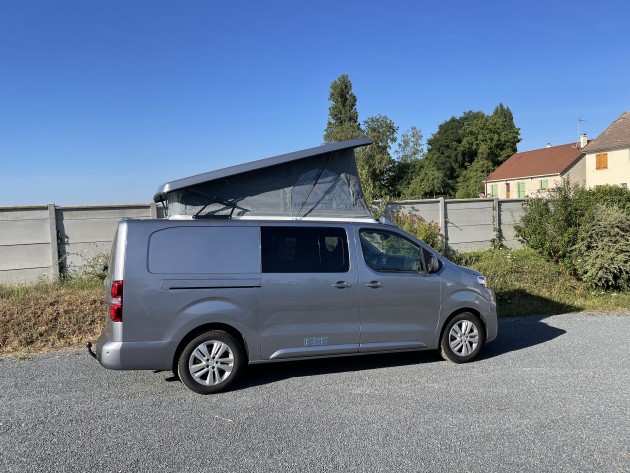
{"left": 581, "top": 111, "right": 630, "bottom": 154}
{"left": 485, "top": 143, "right": 584, "bottom": 182}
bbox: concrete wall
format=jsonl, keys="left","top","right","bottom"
{"left": 0, "top": 203, "right": 161, "bottom": 284}
{"left": 0, "top": 205, "right": 57, "bottom": 283}
{"left": 1, "top": 199, "right": 524, "bottom": 284}
{"left": 386, "top": 198, "right": 525, "bottom": 252}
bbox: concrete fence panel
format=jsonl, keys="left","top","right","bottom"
{"left": 385, "top": 198, "right": 525, "bottom": 253}
{"left": 445, "top": 199, "right": 495, "bottom": 252}
{"left": 57, "top": 205, "right": 155, "bottom": 273}
{"left": 1, "top": 199, "right": 525, "bottom": 283}
{"left": 498, "top": 199, "right": 526, "bottom": 249}
{"left": 0, "top": 206, "right": 55, "bottom": 283}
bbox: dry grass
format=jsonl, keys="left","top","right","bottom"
{"left": 0, "top": 278, "right": 105, "bottom": 356}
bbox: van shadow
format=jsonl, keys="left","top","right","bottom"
{"left": 232, "top": 315, "right": 566, "bottom": 390}
{"left": 477, "top": 315, "right": 566, "bottom": 360}
{"left": 497, "top": 289, "right": 582, "bottom": 317}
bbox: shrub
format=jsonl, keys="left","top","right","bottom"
{"left": 514, "top": 180, "right": 583, "bottom": 265}
{"left": 573, "top": 204, "right": 630, "bottom": 291}
{"left": 390, "top": 212, "right": 444, "bottom": 251}
{"left": 515, "top": 180, "right": 630, "bottom": 288}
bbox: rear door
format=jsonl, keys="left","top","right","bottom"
{"left": 354, "top": 225, "right": 442, "bottom": 351}
{"left": 259, "top": 224, "right": 360, "bottom": 359}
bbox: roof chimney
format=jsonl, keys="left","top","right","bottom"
{"left": 579, "top": 134, "right": 588, "bottom": 148}
{"left": 546, "top": 143, "right": 552, "bottom": 148}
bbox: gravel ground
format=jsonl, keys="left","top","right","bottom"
{"left": 1, "top": 312, "right": 629, "bottom": 472}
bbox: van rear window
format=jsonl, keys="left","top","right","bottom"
{"left": 261, "top": 227, "right": 349, "bottom": 273}
{"left": 148, "top": 226, "right": 260, "bottom": 274}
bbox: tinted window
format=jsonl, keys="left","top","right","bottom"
{"left": 261, "top": 227, "right": 349, "bottom": 273}
{"left": 359, "top": 229, "right": 425, "bottom": 272}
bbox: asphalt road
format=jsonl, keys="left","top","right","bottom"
{"left": 1, "top": 313, "right": 629, "bottom": 472}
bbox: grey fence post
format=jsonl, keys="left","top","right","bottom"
{"left": 494, "top": 197, "right": 500, "bottom": 244}
{"left": 47, "top": 203, "right": 60, "bottom": 280}
{"left": 150, "top": 202, "right": 158, "bottom": 219}
{"left": 438, "top": 197, "right": 447, "bottom": 252}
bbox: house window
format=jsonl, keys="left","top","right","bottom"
{"left": 540, "top": 179, "right": 548, "bottom": 190}
{"left": 622, "top": 183, "right": 628, "bottom": 188}
{"left": 596, "top": 153, "right": 608, "bottom": 170}
{"left": 518, "top": 182, "right": 526, "bottom": 198}
{"left": 491, "top": 184, "right": 498, "bottom": 197}
{"left": 505, "top": 183, "right": 510, "bottom": 199}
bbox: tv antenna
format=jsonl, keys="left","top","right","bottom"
{"left": 577, "top": 117, "right": 587, "bottom": 136}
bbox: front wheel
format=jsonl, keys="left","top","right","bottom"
{"left": 440, "top": 312, "right": 485, "bottom": 363}
{"left": 177, "top": 330, "right": 244, "bottom": 394}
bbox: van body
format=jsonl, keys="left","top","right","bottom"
{"left": 94, "top": 217, "right": 497, "bottom": 394}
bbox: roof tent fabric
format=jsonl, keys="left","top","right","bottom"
{"left": 154, "top": 138, "right": 373, "bottom": 218}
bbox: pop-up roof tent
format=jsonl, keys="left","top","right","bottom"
{"left": 153, "top": 138, "right": 374, "bottom": 219}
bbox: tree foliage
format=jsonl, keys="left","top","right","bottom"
{"left": 324, "top": 74, "right": 362, "bottom": 143}
{"left": 573, "top": 204, "right": 630, "bottom": 291}
{"left": 455, "top": 159, "right": 488, "bottom": 198}
{"left": 515, "top": 180, "right": 630, "bottom": 290}
{"left": 356, "top": 115, "right": 398, "bottom": 203}
{"left": 422, "top": 105, "right": 520, "bottom": 197}
{"left": 321, "top": 75, "right": 521, "bottom": 202}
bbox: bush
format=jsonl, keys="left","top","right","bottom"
{"left": 573, "top": 205, "right": 630, "bottom": 291}
{"left": 514, "top": 180, "right": 583, "bottom": 265}
{"left": 515, "top": 180, "right": 630, "bottom": 288}
{"left": 390, "top": 212, "right": 444, "bottom": 250}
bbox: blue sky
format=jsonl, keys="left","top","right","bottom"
{"left": 1, "top": 0, "right": 629, "bottom": 205}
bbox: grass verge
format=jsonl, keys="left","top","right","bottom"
{"left": 455, "top": 248, "right": 630, "bottom": 316}
{"left": 0, "top": 278, "right": 104, "bottom": 356}
{"left": 1, "top": 249, "right": 628, "bottom": 355}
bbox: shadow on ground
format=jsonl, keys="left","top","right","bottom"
{"left": 160, "top": 309, "right": 567, "bottom": 390}
{"left": 167, "top": 314, "right": 564, "bottom": 391}
{"left": 478, "top": 315, "right": 566, "bottom": 360}
{"left": 497, "top": 289, "right": 582, "bottom": 317}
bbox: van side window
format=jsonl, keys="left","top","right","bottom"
{"left": 261, "top": 227, "right": 349, "bottom": 273}
{"left": 359, "top": 229, "right": 425, "bottom": 272}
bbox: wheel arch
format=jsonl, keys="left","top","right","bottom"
{"left": 172, "top": 322, "right": 250, "bottom": 374}
{"left": 438, "top": 307, "right": 487, "bottom": 345}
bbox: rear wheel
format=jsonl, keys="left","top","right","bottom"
{"left": 177, "top": 330, "right": 244, "bottom": 394}
{"left": 440, "top": 312, "right": 485, "bottom": 363}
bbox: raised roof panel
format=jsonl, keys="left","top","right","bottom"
{"left": 154, "top": 138, "right": 373, "bottom": 219}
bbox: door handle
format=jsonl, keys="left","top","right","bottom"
{"left": 365, "top": 281, "right": 382, "bottom": 288}
{"left": 332, "top": 281, "right": 352, "bottom": 289}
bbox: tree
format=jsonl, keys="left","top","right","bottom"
{"left": 323, "top": 74, "right": 362, "bottom": 143}
{"left": 387, "top": 126, "right": 424, "bottom": 198}
{"left": 356, "top": 114, "right": 398, "bottom": 202}
{"left": 404, "top": 160, "right": 448, "bottom": 198}
{"left": 455, "top": 159, "right": 488, "bottom": 198}
{"left": 423, "top": 111, "right": 484, "bottom": 196}
{"left": 395, "top": 126, "right": 424, "bottom": 162}
{"left": 423, "top": 105, "right": 521, "bottom": 198}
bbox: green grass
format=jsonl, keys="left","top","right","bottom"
{"left": 1, "top": 249, "right": 628, "bottom": 355}
{"left": 454, "top": 248, "right": 630, "bottom": 316}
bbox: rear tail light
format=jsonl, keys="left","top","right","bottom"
{"left": 110, "top": 280, "right": 123, "bottom": 322}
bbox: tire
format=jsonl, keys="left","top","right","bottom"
{"left": 440, "top": 312, "right": 485, "bottom": 363}
{"left": 177, "top": 330, "right": 244, "bottom": 394}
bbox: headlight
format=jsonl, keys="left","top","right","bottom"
{"left": 477, "top": 275, "right": 487, "bottom": 287}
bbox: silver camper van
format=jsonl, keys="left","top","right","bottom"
{"left": 89, "top": 139, "right": 497, "bottom": 394}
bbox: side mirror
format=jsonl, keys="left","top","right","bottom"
{"left": 429, "top": 255, "right": 440, "bottom": 273}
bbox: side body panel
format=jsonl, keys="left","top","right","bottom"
{"left": 259, "top": 223, "right": 360, "bottom": 359}
{"left": 98, "top": 220, "right": 263, "bottom": 370}
{"left": 352, "top": 224, "right": 443, "bottom": 351}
